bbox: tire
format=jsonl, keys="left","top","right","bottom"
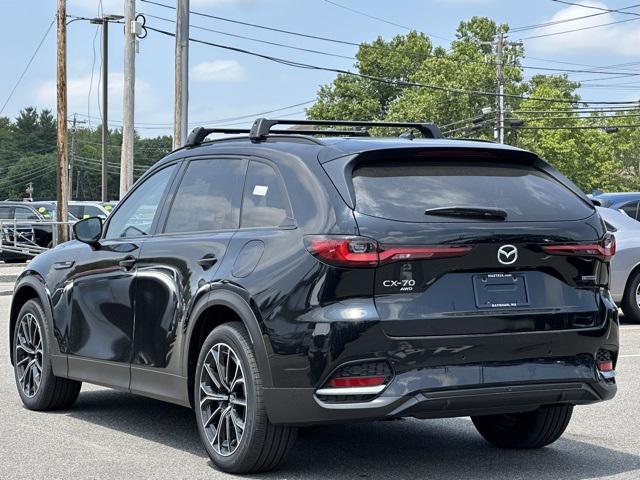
{"left": 621, "top": 271, "right": 640, "bottom": 324}
{"left": 194, "top": 322, "right": 297, "bottom": 474}
{"left": 472, "top": 404, "right": 573, "bottom": 449}
{"left": 4, "top": 258, "right": 26, "bottom": 264}
{"left": 13, "top": 299, "right": 82, "bottom": 410}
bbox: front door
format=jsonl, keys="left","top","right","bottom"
{"left": 66, "top": 163, "right": 179, "bottom": 390}
{"left": 128, "top": 157, "right": 246, "bottom": 404}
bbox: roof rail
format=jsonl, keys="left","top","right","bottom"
{"left": 184, "top": 118, "right": 443, "bottom": 147}
{"left": 249, "top": 118, "right": 442, "bottom": 143}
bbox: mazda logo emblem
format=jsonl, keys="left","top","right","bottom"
{"left": 497, "top": 244, "right": 518, "bottom": 265}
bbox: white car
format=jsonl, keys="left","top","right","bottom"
{"left": 598, "top": 206, "right": 640, "bottom": 323}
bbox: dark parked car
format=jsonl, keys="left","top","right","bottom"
{"left": 591, "top": 192, "right": 640, "bottom": 221}
{"left": 0, "top": 202, "right": 54, "bottom": 262}
{"left": 9, "top": 119, "right": 619, "bottom": 474}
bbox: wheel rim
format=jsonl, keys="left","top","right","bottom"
{"left": 635, "top": 283, "right": 640, "bottom": 308}
{"left": 15, "top": 313, "right": 43, "bottom": 398}
{"left": 199, "top": 343, "right": 247, "bottom": 457}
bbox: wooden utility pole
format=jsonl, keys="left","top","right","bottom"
{"left": 101, "top": 18, "right": 109, "bottom": 201}
{"left": 494, "top": 32, "right": 504, "bottom": 144}
{"left": 120, "top": 0, "right": 136, "bottom": 198}
{"left": 56, "top": 0, "right": 69, "bottom": 243}
{"left": 173, "top": 0, "right": 189, "bottom": 149}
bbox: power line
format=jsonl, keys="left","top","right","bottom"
{"left": 0, "top": 18, "right": 55, "bottom": 116}
{"left": 145, "top": 24, "right": 640, "bottom": 106}
{"left": 143, "top": 13, "right": 355, "bottom": 60}
{"left": 140, "top": 0, "right": 361, "bottom": 46}
{"left": 509, "top": 124, "right": 640, "bottom": 130}
{"left": 321, "top": 0, "right": 450, "bottom": 41}
{"left": 551, "top": 0, "right": 640, "bottom": 17}
{"left": 519, "top": 15, "right": 640, "bottom": 40}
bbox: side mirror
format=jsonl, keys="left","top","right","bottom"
{"left": 73, "top": 216, "right": 103, "bottom": 247}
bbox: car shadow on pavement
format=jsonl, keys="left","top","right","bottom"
{"left": 64, "top": 389, "right": 640, "bottom": 480}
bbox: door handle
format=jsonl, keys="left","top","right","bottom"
{"left": 197, "top": 254, "right": 218, "bottom": 270}
{"left": 119, "top": 256, "right": 136, "bottom": 271}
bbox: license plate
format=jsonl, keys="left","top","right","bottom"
{"left": 473, "top": 273, "right": 529, "bottom": 309}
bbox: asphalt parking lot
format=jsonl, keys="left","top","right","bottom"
{"left": 1, "top": 290, "right": 640, "bottom": 479}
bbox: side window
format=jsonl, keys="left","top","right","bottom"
{"left": 105, "top": 164, "right": 177, "bottom": 239}
{"left": 0, "top": 206, "right": 13, "bottom": 219}
{"left": 68, "top": 205, "right": 83, "bottom": 218}
{"left": 620, "top": 201, "right": 640, "bottom": 220}
{"left": 164, "top": 158, "right": 244, "bottom": 233}
{"left": 14, "top": 207, "right": 38, "bottom": 220}
{"left": 241, "top": 161, "right": 291, "bottom": 228}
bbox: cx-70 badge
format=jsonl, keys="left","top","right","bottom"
{"left": 497, "top": 244, "right": 518, "bottom": 265}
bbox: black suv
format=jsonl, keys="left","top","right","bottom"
{"left": 9, "top": 119, "right": 618, "bottom": 474}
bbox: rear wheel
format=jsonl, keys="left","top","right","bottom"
{"left": 472, "top": 405, "right": 573, "bottom": 449}
{"left": 621, "top": 271, "right": 640, "bottom": 324}
{"left": 194, "top": 322, "right": 297, "bottom": 473}
{"left": 13, "top": 299, "right": 81, "bottom": 410}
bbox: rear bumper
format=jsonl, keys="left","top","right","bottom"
{"left": 265, "top": 380, "right": 615, "bottom": 425}
{"left": 262, "top": 292, "right": 619, "bottom": 425}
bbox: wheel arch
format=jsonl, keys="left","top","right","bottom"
{"left": 183, "top": 286, "right": 273, "bottom": 408}
{"left": 9, "top": 273, "right": 59, "bottom": 366}
{"left": 622, "top": 261, "right": 640, "bottom": 303}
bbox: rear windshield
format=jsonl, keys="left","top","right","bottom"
{"left": 352, "top": 160, "right": 593, "bottom": 222}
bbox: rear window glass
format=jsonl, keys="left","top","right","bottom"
{"left": 352, "top": 161, "right": 593, "bottom": 222}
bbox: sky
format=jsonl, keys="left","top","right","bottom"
{"left": 0, "top": 0, "right": 638, "bottom": 137}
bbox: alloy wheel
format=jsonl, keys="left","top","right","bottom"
{"left": 199, "top": 342, "right": 247, "bottom": 457}
{"left": 635, "top": 283, "right": 640, "bottom": 309}
{"left": 15, "top": 313, "right": 43, "bottom": 398}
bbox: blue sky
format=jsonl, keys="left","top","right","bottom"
{"left": 0, "top": 0, "right": 638, "bottom": 137}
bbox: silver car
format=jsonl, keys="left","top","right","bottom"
{"left": 598, "top": 206, "right": 640, "bottom": 323}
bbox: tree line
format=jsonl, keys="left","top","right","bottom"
{"left": 0, "top": 108, "right": 171, "bottom": 201}
{"left": 307, "top": 17, "right": 640, "bottom": 193}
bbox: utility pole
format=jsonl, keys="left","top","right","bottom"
{"left": 173, "top": 0, "right": 189, "bottom": 149}
{"left": 120, "top": 0, "right": 136, "bottom": 198}
{"left": 494, "top": 32, "right": 505, "bottom": 144}
{"left": 56, "top": 0, "right": 69, "bottom": 243}
{"left": 91, "top": 13, "right": 123, "bottom": 202}
{"left": 69, "top": 114, "right": 86, "bottom": 201}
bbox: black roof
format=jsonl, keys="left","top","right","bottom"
{"left": 151, "top": 117, "right": 535, "bottom": 171}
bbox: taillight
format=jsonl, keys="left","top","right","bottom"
{"left": 304, "top": 235, "right": 378, "bottom": 267}
{"left": 304, "top": 235, "right": 471, "bottom": 268}
{"left": 541, "top": 233, "right": 615, "bottom": 261}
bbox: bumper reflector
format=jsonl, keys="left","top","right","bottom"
{"left": 326, "top": 376, "right": 386, "bottom": 388}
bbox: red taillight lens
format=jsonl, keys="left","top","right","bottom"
{"left": 541, "top": 233, "right": 616, "bottom": 260}
{"left": 326, "top": 376, "right": 386, "bottom": 388}
{"left": 597, "top": 361, "right": 614, "bottom": 372}
{"left": 304, "top": 236, "right": 379, "bottom": 267}
{"left": 304, "top": 235, "right": 472, "bottom": 267}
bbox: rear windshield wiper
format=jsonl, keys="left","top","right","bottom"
{"left": 424, "top": 206, "right": 508, "bottom": 220}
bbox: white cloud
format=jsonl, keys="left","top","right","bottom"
{"left": 67, "top": 0, "right": 124, "bottom": 15}
{"left": 191, "top": 60, "right": 247, "bottom": 82}
{"left": 35, "top": 72, "right": 158, "bottom": 122}
{"left": 525, "top": 1, "right": 640, "bottom": 56}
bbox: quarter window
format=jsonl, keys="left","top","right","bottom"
{"left": 14, "top": 207, "right": 38, "bottom": 220}
{"left": 105, "top": 164, "right": 177, "bottom": 238}
{"left": 164, "top": 159, "right": 244, "bottom": 233}
{"left": 241, "top": 161, "right": 290, "bottom": 228}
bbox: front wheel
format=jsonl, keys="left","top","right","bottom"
{"left": 194, "top": 322, "right": 297, "bottom": 474}
{"left": 472, "top": 404, "right": 573, "bottom": 449}
{"left": 13, "top": 299, "right": 82, "bottom": 410}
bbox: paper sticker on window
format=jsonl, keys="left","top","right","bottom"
{"left": 252, "top": 185, "right": 268, "bottom": 196}
{"left": 38, "top": 207, "right": 46, "bottom": 213}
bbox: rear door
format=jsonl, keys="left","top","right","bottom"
{"left": 343, "top": 149, "right": 608, "bottom": 336}
{"left": 129, "top": 157, "right": 246, "bottom": 403}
